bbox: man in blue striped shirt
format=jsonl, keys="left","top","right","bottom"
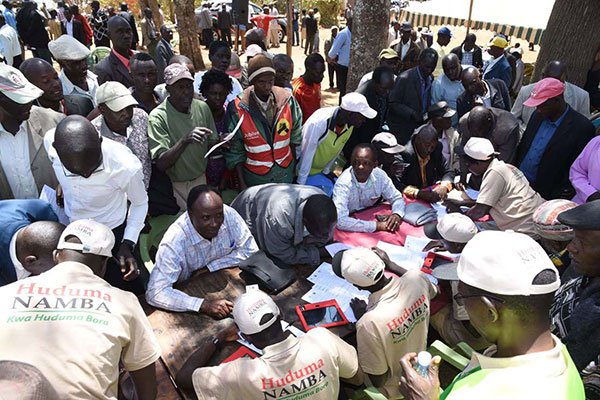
{"left": 146, "top": 185, "right": 259, "bottom": 318}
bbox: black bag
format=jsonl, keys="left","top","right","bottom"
{"left": 239, "top": 251, "right": 296, "bottom": 294}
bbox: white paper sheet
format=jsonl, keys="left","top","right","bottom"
{"left": 403, "top": 235, "right": 432, "bottom": 255}
{"left": 204, "top": 114, "right": 244, "bottom": 158}
{"left": 303, "top": 262, "right": 369, "bottom": 322}
{"left": 39, "top": 185, "right": 70, "bottom": 225}
{"left": 375, "top": 240, "right": 426, "bottom": 271}
{"left": 325, "top": 242, "right": 352, "bottom": 257}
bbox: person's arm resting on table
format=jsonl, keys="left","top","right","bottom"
{"left": 380, "top": 173, "right": 406, "bottom": 231}
{"left": 145, "top": 244, "right": 233, "bottom": 318}
{"left": 332, "top": 181, "right": 377, "bottom": 233}
{"left": 206, "top": 212, "right": 259, "bottom": 271}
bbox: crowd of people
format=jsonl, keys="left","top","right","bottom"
{"left": 0, "top": 1, "right": 599, "bottom": 399}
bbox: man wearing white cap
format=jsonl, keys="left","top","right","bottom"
{"left": 176, "top": 288, "right": 362, "bottom": 399}
{"left": 333, "top": 143, "right": 406, "bottom": 233}
{"left": 92, "top": 81, "right": 151, "bottom": 188}
{"left": 424, "top": 213, "right": 478, "bottom": 255}
{"left": 296, "top": 92, "right": 376, "bottom": 195}
{"left": 399, "top": 231, "right": 584, "bottom": 399}
{"left": 48, "top": 34, "right": 99, "bottom": 108}
{"left": 0, "top": 219, "right": 161, "bottom": 399}
{"left": 148, "top": 63, "right": 219, "bottom": 210}
{"left": 0, "top": 64, "right": 64, "bottom": 200}
{"left": 44, "top": 116, "right": 148, "bottom": 293}
{"left": 332, "top": 247, "right": 436, "bottom": 399}
{"left": 447, "top": 137, "right": 544, "bottom": 237}
{"left": 371, "top": 131, "right": 406, "bottom": 191}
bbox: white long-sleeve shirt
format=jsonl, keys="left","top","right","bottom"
{"left": 44, "top": 130, "right": 148, "bottom": 243}
{"left": 297, "top": 106, "right": 340, "bottom": 185}
{"left": 333, "top": 167, "right": 406, "bottom": 233}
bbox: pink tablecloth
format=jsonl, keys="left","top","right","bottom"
{"left": 333, "top": 203, "right": 426, "bottom": 248}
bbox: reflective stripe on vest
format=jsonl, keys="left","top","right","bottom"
{"left": 235, "top": 98, "right": 294, "bottom": 175}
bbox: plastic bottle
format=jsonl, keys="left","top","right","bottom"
{"left": 414, "top": 351, "right": 432, "bottom": 377}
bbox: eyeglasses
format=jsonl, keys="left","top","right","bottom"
{"left": 453, "top": 293, "right": 505, "bottom": 306}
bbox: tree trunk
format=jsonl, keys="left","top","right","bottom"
{"left": 172, "top": 0, "right": 205, "bottom": 71}
{"left": 533, "top": 0, "right": 600, "bottom": 87}
{"left": 347, "top": 0, "right": 391, "bottom": 92}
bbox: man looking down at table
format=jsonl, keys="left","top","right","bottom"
{"left": 231, "top": 184, "right": 337, "bottom": 266}
{"left": 398, "top": 231, "right": 584, "bottom": 400}
{"left": 175, "top": 288, "right": 362, "bottom": 399}
{"left": 333, "top": 144, "right": 406, "bottom": 233}
{"left": 332, "top": 247, "right": 436, "bottom": 399}
{"left": 0, "top": 219, "right": 161, "bottom": 399}
{"left": 447, "top": 137, "right": 544, "bottom": 238}
{"left": 146, "top": 186, "right": 259, "bottom": 318}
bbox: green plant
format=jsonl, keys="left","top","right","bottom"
{"left": 301, "top": 0, "right": 340, "bottom": 27}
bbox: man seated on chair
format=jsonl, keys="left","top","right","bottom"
{"left": 146, "top": 185, "right": 259, "bottom": 318}
{"left": 332, "top": 144, "right": 406, "bottom": 233}
{"left": 333, "top": 247, "right": 436, "bottom": 399}
{"left": 399, "top": 231, "right": 585, "bottom": 400}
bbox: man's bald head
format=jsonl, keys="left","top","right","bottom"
{"left": 16, "top": 221, "right": 65, "bottom": 276}
{"left": 53, "top": 116, "right": 103, "bottom": 178}
{"left": 442, "top": 53, "right": 461, "bottom": 81}
{"left": 107, "top": 14, "right": 130, "bottom": 31}
{"left": 461, "top": 66, "right": 485, "bottom": 96}
{"left": 169, "top": 54, "right": 195, "bottom": 74}
{"left": 467, "top": 106, "right": 494, "bottom": 137}
{"left": 542, "top": 60, "right": 566, "bottom": 81}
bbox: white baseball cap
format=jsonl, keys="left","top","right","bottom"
{"left": 332, "top": 247, "right": 385, "bottom": 287}
{"left": 0, "top": 64, "right": 43, "bottom": 104}
{"left": 57, "top": 219, "right": 115, "bottom": 258}
{"left": 341, "top": 92, "right": 377, "bottom": 119}
{"left": 96, "top": 81, "right": 138, "bottom": 112}
{"left": 457, "top": 231, "right": 560, "bottom": 295}
{"left": 463, "top": 137, "right": 497, "bottom": 161}
{"left": 232, "top": 289, "right": 280, "bottom": 335}
{"left": 372, "top": 132, "right": 405, "bottom": 154}
{"left": 48, "top": 34, "right": 91, "bottom": 60}
{"left": 245, "top": 44, "right": 264, "bottom": 58}
{"left": 425, "top": 213, "right": 478, "bottom": 243}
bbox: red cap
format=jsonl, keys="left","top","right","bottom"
{"left": 523, "top": 77, "right": 565, "bottom": 107}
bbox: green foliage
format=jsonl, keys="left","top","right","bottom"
{"left": 299, "top": 0, "right": 340, "bottom": 27}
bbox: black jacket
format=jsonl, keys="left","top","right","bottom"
{"left": 95, "top": 50, "right": 134, "bottom": 87}
{"left": 396, "top": 133, "right": 454, "bottom": 191}
{"left": 450, "top": 44, "right": 483, "bottom": 69}
{"left": 343, "top": 80, "right": 388, "bottom": 160}
{"left": 16, "top": 8, "right": 49, "bottom": 48}
{"left": 456, "top": 78, "right": 511, "bottom": 119}
{"left": 61, "top": 19, "right": 87, "bottom": 46}
{"left": 516, "top": 107, "right": 596, "bottom": 200}
{"left": 388, "top": 67, "right": 431, "bottom": 145}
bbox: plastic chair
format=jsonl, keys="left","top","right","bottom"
{"left": 89, "top": 46, "right": 111, "bottom": 73}
{"left": 138, "top": 213, "right": 182, "bottom": 272}
{"left": 351, "top": 341, "right": 472, "bottom": 400}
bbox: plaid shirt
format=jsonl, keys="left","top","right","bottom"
{"left": 91, "top": 9, "right": 109, "bottom": 41}
{"left": 145, "top": 206, "right": 259, "bottom": 312}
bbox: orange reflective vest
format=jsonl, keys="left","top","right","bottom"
{"left": 234, "top": 98, "right": 294, "bottom": 176}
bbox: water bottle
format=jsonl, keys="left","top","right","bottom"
{"left": 414, "top": 351, "right": 432, "bottom": 377}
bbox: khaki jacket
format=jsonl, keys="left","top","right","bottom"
{"left": 0, "top": 106, "right": 64, "bottom": 199}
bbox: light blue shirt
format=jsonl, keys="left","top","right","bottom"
{"left": 333, "top": 167, "right": 406, "bottom": 233}
{"left": 145, "top": 205, "right": 259, "bottom": 312}
{"left": 327, "top": 27, "right": 351, "bottom": 67}
{"left": 520, "top": 106, "right": 570, "bottom": 183}
{"left": 3, "top": 9, "right": 16, "bottom": 30}
{"left": 431, "top": 73, "right": 464, "bottom": 126}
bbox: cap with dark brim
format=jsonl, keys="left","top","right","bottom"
{"left": 557, "top": 200, "right": 600, "bottom": 230}
{"left": 431, "top": 262, "right": 459, "bottom": 281}
{"left": 331, "top": 250, "right": 345, "bottom": 278}
{"left": 424, "top": 221, "right": 441, "bottom": 240}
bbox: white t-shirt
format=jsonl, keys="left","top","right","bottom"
{"left": 357, "top": 270, "right": 436, "bottom": 399}
{"left": 192, "top": 327, "right": 359, "bottom": 400}
{"left": 0, "top": 262, "right": 161, "bottom": 399}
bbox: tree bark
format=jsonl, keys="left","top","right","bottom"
{"left": 347, "top": 0, "right": 391, "bottom": 92}
{"left": 533, "top": 0, "right": 600, "bottom": 87}
{"left": 172, "top": 0, "right": 205, "bottom": 71}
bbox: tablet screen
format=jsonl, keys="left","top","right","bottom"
{"left": 301, "top": 305, "right": 343, "bottom": 328}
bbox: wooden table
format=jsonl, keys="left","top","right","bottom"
{"left": 144, "top": 264, "right": 348, "bottom": 399}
